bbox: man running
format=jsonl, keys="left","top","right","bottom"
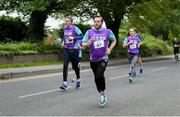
{"left": 72, "top": 40, "right": 82, "bottom": 82}
{"left": 134, "top": 27, "right": 143, "bottom": 74}
{"left": 60, "top": 17, "right": 83, "bottom": 90}
{"left": 123, "top": 28, "right": 142, "bottom": 83}
{"left": 82, "top": 16, "right": 117, "bottom": 107}
{"left": 172, "top": 38, "right": 180, "bottom": 62}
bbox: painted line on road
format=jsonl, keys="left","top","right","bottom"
{"left": 152, "top": 67, "right": 167, "bottom": 71}
{"left": 1, "top": 61, "right": 168, "bottom": 84}
{"left": 18, "top": 74, "right": 128, "bottom": 99}
{"left": 17, "top": 65, "right": 168, "bottom": 99}
{"left": 109, "top": 75, "right": 129, "bottom": 80}
{"left": 18, "top": 86, "right": 73, "bottom": 99}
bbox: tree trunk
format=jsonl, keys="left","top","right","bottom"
{"left": 28, "top": 10, "right": 48, "bottom": 41}
{"left": 103, "top": 14, "right": 123, "bottom": 46}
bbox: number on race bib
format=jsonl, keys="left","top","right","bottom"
{"left": 94, "top": 40, "right": 104, "bottom": 49}
{"left": 129, "top": 43, "right": 137, "bottom": 49}
{"left": 66, "top": 38, "right": 73, "bottom": 44}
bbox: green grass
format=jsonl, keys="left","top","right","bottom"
{"left": 0, "top": 61, "right": 63, "bottom": 68}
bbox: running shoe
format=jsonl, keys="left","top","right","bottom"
{"left": 60, "top": 82, "right": 68, "bottom": 90}
{"left": 72, "top": 78, "right": 76, "bottom": 82}
{"left": 99, "top": 95, "right": 107, "bottom": 107}
{"left": 140, "top": 68, "right": 143, "bottom": 74}
{"left": 129, "top": 77, "right": 133, "bottom": 83}
{"left": 76, "top": 79, "right": 81, "bottom": 89}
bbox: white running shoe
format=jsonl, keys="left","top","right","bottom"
{"left": 99, "top": 95, "right": 107, "bottom": 107}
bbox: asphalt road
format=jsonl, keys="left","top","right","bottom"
{"left": 0, "top": 59, "right": 180, "bottom": 116}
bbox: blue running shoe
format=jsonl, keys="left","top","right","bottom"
{"left": 140, "top": 68, "right": 143, "bottom": 74}
{"left": 76, "top": 80, "right": 81, "bottom": 89}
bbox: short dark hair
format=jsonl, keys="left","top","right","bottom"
{"left": 66, "top": 16, "right": 73, "bottom": 22}
{"left": 133, "top": 27, "right": 138, "bottom": 33}
{"left": 94, "top": 16, "right": 104, "bottom": 22}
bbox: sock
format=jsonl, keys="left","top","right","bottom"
{"left": 77, "top": 79, "right": 81, "bottom": 82}
{"left": 63, "top": 81, "right": 67, "bottom": 85}
{"left": 101, "top": 90, "right": 106, "bottom": 97}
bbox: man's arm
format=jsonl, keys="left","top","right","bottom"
{"left": 74, "top": 27, "right": 83, "bottom": 40}
{"left": 123, "top": 38, "right": 130, "bottom": 48}
{"left": 82, "top": 31, "right": 92, "bottom": 48}
{"left": 106, "top": 30, "right": 117, "bottom": 55}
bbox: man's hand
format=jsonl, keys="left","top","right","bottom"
{"left": 105, "top": 48, "right": 112, "bottom": 55}
{"left": 87, "top": 38, "right": 92, "bottom": 46}
{"left": 82, "top": 39, "right": 92, "bottom": 49}
{"left": 68, "top": 36, "right": 74, "bottom": 41}
{"left": 174, "top": 45, "right": 179, "bottom": 47}
{"left": 138, "top": 43, "right": 141, "bottom": 48}
{"left": 128, "top": 41, "right": 133, "bottom": 45}
{"left": 61, "top": 42, "right": 65, "bottom": 48}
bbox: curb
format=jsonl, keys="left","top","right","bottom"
{"left": 0, "top": 56, "right": 173, "bottom": 79}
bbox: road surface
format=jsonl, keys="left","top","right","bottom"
{"left": 0, "top": 59, "right": 180, "bottom": 116}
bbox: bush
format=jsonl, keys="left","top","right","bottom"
{"left": 110, "top": 32, "right": 172, "bottom": 58}
{"left": 0, "top": 16, "right": 27, "bottom": 42}
{"left": 141, "top": 33, "right": 172, "bottom": 56}
{"left": 0, "top": 41, "right": 62, "bottom": 56}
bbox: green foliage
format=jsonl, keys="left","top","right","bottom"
{"left": 141, "top": 33, "right": 172, "bottom": 56}
{"left": 128, "top": 0, "right": 180, "bottom": 40}
{"left": 0, "top": 61, "right": 62, "bottom": 69}
{"left": 0, "top": 16, "right": 27, "bottom": 42}
{"left": 0, "top": 41, "right": 62, "bottom": 56}
{"left": 0, "top": 0, "right": 83, "bottom": 40}
{"left": 76, "top": 23, "right": 91, "bottom": 35}
{"left": 111, "top": 32, "right": 172, "bottom": 58}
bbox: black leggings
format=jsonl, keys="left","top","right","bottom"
{"left": 90, "top": 60, "right": 108, "bottom": 93}
{"left": 63, "top": 48, "right": 80, "bottom": 82}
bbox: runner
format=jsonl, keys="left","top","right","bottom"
{"left": 82, "top": 16, "right": 117, "bottom": 107}
{"left": 134, "top": 27, "right": 143, "bottom": 74}
{"left": 123, "top": 28, "right": 142, "bottom": 83}
{"left": 72, "top": 40, "right": 82, "bottom": 82}
{"left": 172, "top": 37, "right": 180, "bottom": 62}
{"left": 60, "top": 17, "right": 83, "bottom": 90}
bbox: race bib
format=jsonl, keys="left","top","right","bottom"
{"left": 66, "top": 37, "right": 73, "bottom": 44}
{"left": 130, "top": 43, "right": 137, "bottom": 49}
{"left": 94, "top": 40, "right": 104, "bottom": 49}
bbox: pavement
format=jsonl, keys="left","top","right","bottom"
{"left": 0, "top": 55, "right": 174, "bottom": 79}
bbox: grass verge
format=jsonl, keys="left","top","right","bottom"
{"left": 0, "top": 61, "right": 63, "bottom": 69}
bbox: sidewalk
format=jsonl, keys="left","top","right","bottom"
{"left": 0, "top": 55, "right": 173, "bottom": 79}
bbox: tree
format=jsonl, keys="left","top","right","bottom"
{"left": 0, "top": 16, "right": 27, "bottom": 41}
{"left": 73, "top": 0, "right": 144, "bottom": 45}
{"left": 0, "top": 0, "right": 82, "bottom": 40}
{"left": 127, "top": 0, "right": 180, "bottom": 40}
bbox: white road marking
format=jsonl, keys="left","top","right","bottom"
{"left": 18, "top": 74, "right": 129, "bottom": 99}
{"left": 152, "top": 67, "right": 167, "bottom": 71}
{"left": 109, "top": 75, "right": 129, "bottom": 80}
{"left": 18, "top": 86, "right": 72, "bottom": 99}
{"left": 18, "top": 75, "right": 128, "bottom": 99}
{"left": 0, "top": 60, "right": 170, "bottom": 84}
{"left": 17, "top": 66, "right": 167, "bottom": 99}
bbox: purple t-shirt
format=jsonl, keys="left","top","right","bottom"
{"left": 88, "top": 28, "right": 110, "bottom": 61}
{"left": 64, "top": 25, "right": 77, "bottom": 49}
{"left": 127, "top": 36, "right": 141, "bottom": 54}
